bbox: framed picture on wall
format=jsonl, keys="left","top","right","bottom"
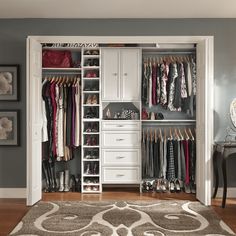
{"left": 0, "top": 110, "right": 19, "bottom": 146}
{"left": 0, "top": 65, "right": 19, "bottom": 101}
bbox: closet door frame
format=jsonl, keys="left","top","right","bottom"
{"left": 27, "top": 36, "right": 213, "bottom": 206}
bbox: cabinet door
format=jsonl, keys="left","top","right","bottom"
{"left": 101, "top": 49, "right": 120, "bottom": 100}
{"left": 121, "top": 49, "right": 140, "bottom": 101}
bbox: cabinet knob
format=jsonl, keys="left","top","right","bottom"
{"left": 124, "top": 73, "right": 128, "bottom": 76}
{"left": 116, "top": 138, "right": 124, "bottom": 141}
{"left": 116, "top": 156, "right": 125, "bottom": 159}
{"left": 117, "top": 125, "right": 124, "bottom": 127}
{"left": 113, "top": 73, "right": 118, "bottom": 76}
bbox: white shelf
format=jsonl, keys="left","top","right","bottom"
{"left": 82, "top": 190, "right": 101, "bottom": 193}
{"left": 83, "top": 132, "right": 99, "bottom": 135}
{"left": 83, "top": 174, "right": 100, "bottom": 177}
{"left": 42, "top": 67, "right": 81, "bottom": 71}
{"left": 83, "top": 55, "right": 100, "bottom": 58}
{"left": 83, "top": 91, "right": 100, "bottom": 93}
{"left": 83, "top": 104, "right": 100, "bottom": 107}
{"left": 83, "top": 77, "right": 100, "bottom": 80}
{"left": 83, "top": 66, "right": 99, "bottom": 69}
{"left": 141, "top": 119, "right": 196, "bottom": 123}
{"left": 82, "top": 183, "right": 100, "bottom": 186}
{"left": 83, "top": 159, "right": 100, "bottom": 161}
{"left": 83, "top": 119, "right": 100, "bottom": 122}
{"left": 83, "top": 145, "right": 100, "bottom": 148}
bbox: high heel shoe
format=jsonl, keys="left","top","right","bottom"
{"left": 91, "top": 95, "right": 98, "bottom": 104}
{"left": 175, "top": 179, "right": 181, "bottom": 193}
{"left": 86, "top": 136, "right": 92, "bottom": 146}
{"left": 86, "top": 95, "right": 93, "bottom": 104}
{"left": 169, "top": 180, "right": 175, "bottom": 193}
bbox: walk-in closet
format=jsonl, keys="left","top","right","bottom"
{"left": 26, "top": 36, "right": 213, "bottom": 206}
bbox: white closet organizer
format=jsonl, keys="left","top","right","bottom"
{"left": 81, "top": 47, "right": 102, "bottom": 193}
{"left": 141, "top": 48, "right": 197, "bottom": 193}
{"left": 27, "top": 36, "right": 213, "bottom": 206}
{"left": 101, "top": 48, "right": 142, "bottom": 188}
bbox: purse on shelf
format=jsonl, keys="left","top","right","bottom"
{"left": 42, "top": 50, "right": 73, "bottom": 68}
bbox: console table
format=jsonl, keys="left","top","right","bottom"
{"left": 212, "top": 141, "right": 236, "bottom": 208}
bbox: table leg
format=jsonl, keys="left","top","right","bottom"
{"left": 212, "top": 150, "right": 219, "bottom": 198}
{"left": 222, "top": 156, "right": 227, "bottom": 208}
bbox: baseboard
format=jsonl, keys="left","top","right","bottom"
{"left": 0, "top": 188, "right": 26, "bottom": 198}
{"left": 216, "top": 187, "right": 236, "bottom": 198}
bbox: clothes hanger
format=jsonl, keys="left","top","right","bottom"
{"left": 169, "top": 128, "right": 173, "bottom": 140}
{"left": 189, "top": 128, "right": 194, "bottom": 140}
{"left": 178, "top": 128, "right": 184, "bottom": 140}
{"left": 159, "top": 128, "right": 163, "bottom": 142}
{"left": 174, "top": 128, "right": 180, "bottom": 140}
{"left": 184, "top": 128, "right": 189, "bottom": 140}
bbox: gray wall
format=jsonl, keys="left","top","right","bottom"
{"left": 0, "top": 19, "right": 236, "bottom": 188}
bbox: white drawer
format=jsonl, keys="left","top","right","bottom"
{"left": 102, "top": 149, "right": 140, "bottom": 166}
{"left": 102, "top": 131, "right": 140, "bottom": 148}
{"left": 102, "top": 167, "right": 140, "bottom": 183}
{"left": 102, "top": 121, "right": 140, "bottom": 131}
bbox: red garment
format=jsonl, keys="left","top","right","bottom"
{"left": 50, "top": 82, "right": 57, "bottom": 158}
{"left": 183, "top": 140, "right": 190, "bottom": 184}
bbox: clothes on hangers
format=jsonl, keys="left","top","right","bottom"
{"left": 142, "top": 128, "right": 196, "bottom": 192}
{"left": 141, "top": 56, "right": 196, "bottom": 117}
{"left": 41, "top": 76, "right": 81, "bottom": 162}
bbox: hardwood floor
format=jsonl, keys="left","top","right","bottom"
{"left": 0, "top": 189, "right": 235, "bottom": 236}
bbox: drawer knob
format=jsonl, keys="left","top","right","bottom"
{"left": 116, "top": 138, "right": 124, "bottom": 141}
{"left": 117, "top": 174, "right": 125, "bottom": 177}
{"left": 116, "top": 156, "right": 125, "bottom": 159}
{"left": 117, "top": 125, "right": 124, "bottom": 127}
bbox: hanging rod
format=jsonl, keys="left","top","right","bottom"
{"left": 142, "top": 51, "right": 195, "bottom": 55}
{"left": 42, "top": 71, "right": 81, "bottom": 75}
{"left": 142, "top": 120, "right": 196, "bottom": 125}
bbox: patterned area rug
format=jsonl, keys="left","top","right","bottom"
{"left": 10, "top": 200, "right": 235, "bottom": 236}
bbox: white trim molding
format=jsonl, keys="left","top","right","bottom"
{"left": 216, "top": 187, "right": 236, "bottom": 198}
{"left": 0, "top": 188, "right": 26, "bottom": 198}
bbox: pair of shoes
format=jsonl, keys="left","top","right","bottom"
{"left": 85, "top": 71, "right": 98, "bottom": 78}
{"left": 84, "top": 149, "right": 99, "bottom": 159}
{"left": 84, "top": 107, "right": 98, "bottom": 118}
{"left": 84, "top": 50, "right": 99, "bottom": 55}
{"left": 184, "top": 183, "right": 191, "bottom": 194}
{"left": 190, "top": 182, "right": 196, "bottom": 194}
{"left": 85, "top": 136, "right": 97, "bottom": 146}
{"left": 169, "top": 180, "right": 175, "bottom": 193}
{"left": 85, "top": 95, "right": 98, "bottom": 104}
{"left": 84, "top": 162, "right": 99, "bottom": 175}
{"left": 142, "top": 108, "right": 149, "bottom": 120}
{"left": 85, "top": 123, "right": 98, "bottom": 132}
{"left": 84, "top": 86, "right": 98, "bottom": 91}
{"left": 84, "top": 59, "right": 99, "bottom": 67}
{"left": 58, "top": 170, "right": 70, "bottom": 192}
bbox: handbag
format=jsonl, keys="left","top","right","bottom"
{"left": 42, "top": 50, "right": 73, "bottom": 68}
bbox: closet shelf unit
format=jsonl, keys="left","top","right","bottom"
{"left": 81, "top": 47, "right": 102, "bottom": 193}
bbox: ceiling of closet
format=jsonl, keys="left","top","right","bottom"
{"left": 1, "top": 0, "right": 236, "bottom": 18}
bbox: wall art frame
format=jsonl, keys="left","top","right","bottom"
{"left": 0, "top": 110, "right": 19, "bottom": 146}
{"left": 0, "top": 64, "right": 19, "bottom": 101}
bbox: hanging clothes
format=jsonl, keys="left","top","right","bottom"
{"left": 42, "top": 77, "right": 81, "bottom": 162}
{"left": 142, "top": 128, "right": 196, "bottom": 191}
{"left": 142, "top": 55, "right": 196, "bottom": 116}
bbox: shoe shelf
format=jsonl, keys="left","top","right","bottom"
{"left": 83, "top": 91, "right": 100, "bottom": 93}
{"left": 81, "top": 47, "right": 102, "bottom": 193}
{"left": 83, "top": 104, "right": 99, "bottom": 107}
{"left": 42, "top": 67, "right": 81, "bottom": 71}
